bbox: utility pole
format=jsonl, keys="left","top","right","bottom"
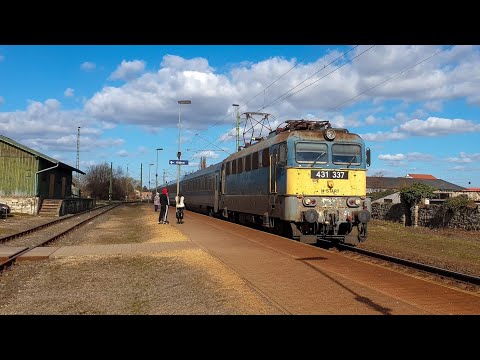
{"left": 148, "top": 163, "right": 154, "bottom": 203}
{"left": 76, "top": 126, "right": 80, "bottom": 194}
{"left": 126, "top": 163, "right": 129, "bottom": 201}
{"left": 163, "top": 169, "right": 166, "bottom": 185}
{"left": 109, "top": 162, "right": 113, "bottom": 202}
{"left": 140, "top": 163, "right": 143, "bottom": 199}
{"left": 232, "top": 104, "right": 240, "bottom": 152}
{"left": 156, "top": 148, "right": 163, "bottom": 195}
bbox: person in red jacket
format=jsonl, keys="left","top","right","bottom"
{"left": 158, "top": 188, "right": 170, "bottom": 224}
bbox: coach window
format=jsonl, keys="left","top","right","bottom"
{"left": 245, "top": 154, "right": 251, "bottom": 172}
{"left": 238, "top": 157, "right": 243, "bottom": 173}
{"left": 232, "top": 159, "right": 237, "bottom": 174}
{"left": 296, "top": 142, "right": 328, "bottom": 164}
{"left": 262, "top": 148, "right": 270, "bottom": 167}
{"left": 226, "top": 161, "right": 231, "bottom": 175}
{"left": 332, "top": 144, "right": 361, "bottom": 166}
{"left": 252, "top": 152, "right": 259, "bottom": 170}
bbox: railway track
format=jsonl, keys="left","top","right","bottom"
{"left": 331, "top": 241, "right": 480, "bottom": 287}
{"left": 0, "top": 203, "right": 122, "bottom": 272}
{"left": 212, "top": 214, "right": 480, "bottom": 289}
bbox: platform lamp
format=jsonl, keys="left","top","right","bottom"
{"left": 155, "top": 148, "right": 163, "bottom": 194}
{"left": 148, "top": 163, "right": 154, "bottom": 203}
{"left": 177, "top": 100, "right": 191, "bottom": 197}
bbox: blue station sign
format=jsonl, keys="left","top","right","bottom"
{"left": 169, "top": 160, "right": 189, "bottom": 165}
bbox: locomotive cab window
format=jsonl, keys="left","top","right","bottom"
{"left": 332, "top": 144, "right": 362, "bottom": 166}
{"left": 296, "top": 142, "right": 328, "bottom": 164}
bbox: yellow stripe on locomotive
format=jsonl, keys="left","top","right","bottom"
{"left": 286, "top": 168, "right": 367, "bottom": 197}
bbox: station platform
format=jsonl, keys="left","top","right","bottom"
{"left": 1, "top": 242, "right": 197, "bottom": 261}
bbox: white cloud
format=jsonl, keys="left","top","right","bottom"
{"left": 406, "top": 152, "right": 434, "bottom": 161}
{"left": 81, "top": 61, "right": 96, "bottom": 71}
{"left": 117, "top": 150, "right": 129, "bottom": 157}
{"left": 394, "top": 112, "right": 409, "bottom": 123}
{"left": 412, "top": 108, "right": 428, "bottom": 118}
{"left": 399, "top": 117, "right": 480, "bottom": 136}
{"left": 64, "top": 88, "right": 75, "bottom": 97}
{"left": 363, "top": 116, "right": 480, "bottom": 142}
{"left": 424, "top": 100, "right": 443, "bottom": 112}
{"left": 361, "top": 131, "right": 407, "bottom": 141}
{"left": 378, "top": 154, "right": 406, "bottom": 161}
{"left": 446, "top": 152, "right": 480, "bottom": 163}
{"left": 365, "top": 115, "right": 376, "bottom": 125}
{"left": 110, "top": 59, "right": 146, "bottom": 81}
{"left": 0, "top": 99, "right": 122, "bottom": 165}
{"left": 191, "top": 150, "right": 220, "bottom": 159}
{"left": 5, "top": 46, "right": 480, "bottom": 165}
{"left": 81, "top": 46, "right": 480, "bottom": 131}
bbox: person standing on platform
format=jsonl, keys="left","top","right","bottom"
{"left": 158, "top": 188, "right": 170, "bottom": 224}
{"left": 175, "top": 192, "right": 185, "bottom": 224}
{"left": 154, "top": 192, "right": 160, "bottom": 212}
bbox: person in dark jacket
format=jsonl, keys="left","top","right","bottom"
{"left": 158, "top": 188, "right": 170, "bottom": 224}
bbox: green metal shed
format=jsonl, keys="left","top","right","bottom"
{"left": 0, "top": 134, "right": 85, "bottom": 198}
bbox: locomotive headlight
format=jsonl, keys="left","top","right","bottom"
{"left": 347, "top": 197, "right": 361, "bottom": 207}
{"left": 302, "top": 198, "right": 317, "bottom": 207}
{"left": 304, "top": 209, "right": 319, "bottom": 223}
{"left": 324, "top": 128, "right": 336, "bottom": 141}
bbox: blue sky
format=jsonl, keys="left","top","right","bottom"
{"left": 0, "top": 45, "right": 479, "bottom": 188}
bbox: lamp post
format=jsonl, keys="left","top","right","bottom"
{"left": 155, "top": 148, "right": 163, "bottom": 194}
{"left": 177, "top": 100, "right": 191, "bottom": 197}
{"left": 148, "top": 163, "right": 154, "bottom": 203}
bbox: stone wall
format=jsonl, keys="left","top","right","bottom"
{"left": 417, "top": 204, "right": 480, "bottom": 231}
{"left": 371, "top": 203, "right": 405, "bottom": 223}
{"left": 0, "top": 197, "right": 96, "bottom": 216}
{"left": 372, "top": 202, "right": 480, "bottom": 230}
{"left": 60, "top": 198, "right": 96, "bottom": 216}
{"left": 0, "top": 196, "right": 38, "bottom": 215}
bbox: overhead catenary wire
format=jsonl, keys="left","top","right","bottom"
{"left": 189, "top": 46, "right": 366, "bottom": 154}
{"left": 317, "top": 45, "right": 454, "bottom": 118}
{"left": 187, "top": 45, "right": 452, "bottom": 164}
{"left": 187, "top": 46, "right": 327, "bottom": 151}
{"left": 256, "top": 45, "right": 372, "bottom": 112}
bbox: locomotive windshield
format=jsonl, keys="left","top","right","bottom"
{"left": 332, "top": 144, "right": 362, "bottom": 166}
{"left": 296, "top": 142, "right": 328, "bottom": 163}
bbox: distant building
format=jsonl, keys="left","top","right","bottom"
{"left": 457, "top": 188, "right": 480, "bottom": 203}
{"left": 367, "top": 174, "right": 466, "bottom": 204}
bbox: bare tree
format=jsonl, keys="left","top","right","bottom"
{"left": 82, "top": 162, "right": 137, "bottom": 200}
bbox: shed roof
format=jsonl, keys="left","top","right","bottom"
{"left": 0, "top": 134, "right": 85, "bottom": 175}
{"left": 406, "top": 173, "right": 437, "bottom": 179}
{"left": 367, "top": 176, "right": 465, "bottom": 191}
